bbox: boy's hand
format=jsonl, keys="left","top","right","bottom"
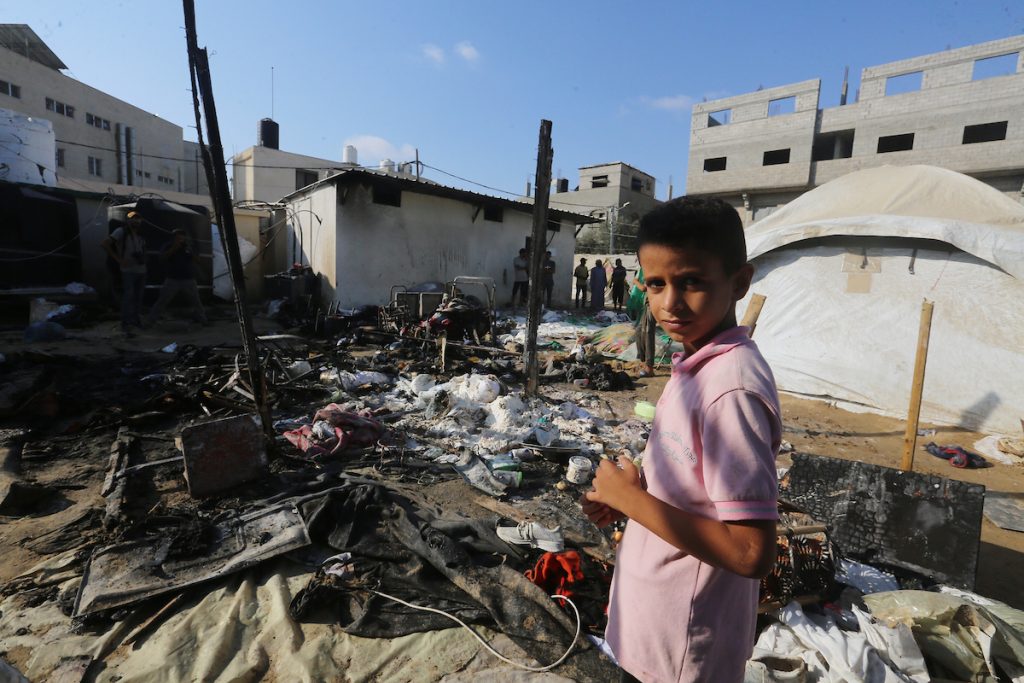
{"left": 579, "top": 494, "right": 624, "bottom": 527}
{"left": 585, "top": 457, "right": 643, "bottom": 517}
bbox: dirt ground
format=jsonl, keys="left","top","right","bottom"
{"left": 3, "top": 311, "right": 1022, "bottom": 615}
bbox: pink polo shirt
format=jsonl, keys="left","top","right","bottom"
{"left": 606, "top": 326, "right": 781, "bottom": 683}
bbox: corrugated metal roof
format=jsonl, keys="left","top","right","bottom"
{"left": 0, "top": 24, "right": 67, "bottom": 71}
{"left": 282, "top": 167, "right": 600, "bottom": 224}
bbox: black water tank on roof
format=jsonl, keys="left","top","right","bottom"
{"left": 258, "top": 118, "right": 279, "bottom": 149}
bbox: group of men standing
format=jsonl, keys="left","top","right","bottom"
{"left": 573, "top": 257, "right": 628, "bottom": 312}
{"left": 512, "top": 248, "right": 637, "bottom": 312}
{"left": 510, "top": 247, "right": 559, "bottom": 309}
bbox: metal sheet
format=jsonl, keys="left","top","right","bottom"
{"left": 782, "top": 452, "right": 985, "bottom": 589}
{"left": 73, "top": 503, "right": 310, "bottom": 616}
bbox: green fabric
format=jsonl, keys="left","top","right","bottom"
{"left": 626, "top": 267, "right": 646, "bottom": 320}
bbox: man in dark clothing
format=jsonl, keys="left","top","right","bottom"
{"left": 610, "top": 258, "right": 628, "bottom": 312}
{"left": 574, "top": 258, "right": 589, "bottom": 308}
{"left": 101, "top": 210, "right": 148, "bottom": 335}
{"left": 542, "top": 251, "right": 556, "bottom": 308}
{"left": 144, "top": 229, "right": 207, "bottom": 326}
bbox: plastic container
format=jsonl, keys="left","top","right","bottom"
{"left": 634, "top": 401, "right": 656, "bottom": 420}
{"left": 566, "top": 456, "right": 593, "bottom": 485}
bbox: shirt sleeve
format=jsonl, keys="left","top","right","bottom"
{"left": 701, "top": 389, "right": 780, "bottom": 521}
{"left": 110, "top": 227, "right": 124, "bottom": 242}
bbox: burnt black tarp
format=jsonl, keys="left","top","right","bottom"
{"left": 287, "top": 476, "right": 613, "bottom": 680}
{"left": 0, "top": 181, "right": 80, "bottom": 287}
{"left": 782, "top": 453, "right": 985, "bottom": 589}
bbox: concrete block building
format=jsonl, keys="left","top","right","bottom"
{"left": 534, "top": 162, "right": 662, "bottom": 251}
{"left": 686, "top": 36, "right": 1024, "bottom": 224}
{"left": 0, "top": 24, "right": 208, "bottom": 198}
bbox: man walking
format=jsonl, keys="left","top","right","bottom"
{"left": 145, "top": 229, "right": 207, "bottom": 327}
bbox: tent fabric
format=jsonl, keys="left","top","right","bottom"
{"left": 745, "top": 165, "right": 1024, "bottom": 279}
{"left": 740, "top": 165, "right": 1024, "bottom": 434}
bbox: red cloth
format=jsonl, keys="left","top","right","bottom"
{"left": 525, "top": 551, "right": 584, "bottom": 598}
{"left": 283, "top": 404, "right": 383, "bottom": 458}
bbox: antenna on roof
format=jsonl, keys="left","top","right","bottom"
{"left": 840, "top": 65, "right": 849, "bottom": 106}
{"left": 271, "top": 66, "right": 275, "bottom": 119}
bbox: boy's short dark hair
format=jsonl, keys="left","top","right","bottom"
{"left": 637, "top": 196, "right": 747, "bottom": 273}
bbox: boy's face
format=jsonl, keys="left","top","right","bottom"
{"left": 638, "top": 243, "right": 753, "bottom": 350}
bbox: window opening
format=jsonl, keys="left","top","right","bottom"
{"left": 0, "top": 80, "right": 20, "bottom": 98}
{"left": 812, "top": 129, "right": 856, "bottom": 161}
{"left": 295, "top": 169, "right": 318, "bottom": 190}
{"left": 590, "top": 174, "right": 608, "bottom": 188}
{"left": 703, "top": 156, "right": 727, "bottom": 172}
{"left": 962, "top": 121, "right": 1008, "bottom": 144}
{"left": 630, "top": 176, "right": 643, "bottom": 191}
{"left": 483, "top": 205, "right": 503, "bottom": 222}
{"left": 707, "top": 109, "right": 731, "bottom": 127}
{"left": 972, "top": 53, "right": 1019, "bottom": 81}
{"left": 372, "top": 183, "right": 401, "bottom": 207}
{"left": 884, "top": 71, "right": 923, "bottom": 96}
{"left": 762, "top": 148, "right": 791, "bottom": 166}
{"left": 768, "top": 96, "right": 796, "bottom": 116}
{"left": 877, "top": 133, "right": 915, "bottom": 153}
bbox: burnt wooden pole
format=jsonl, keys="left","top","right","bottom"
{"left": 524, "top": 120, "right": 553, "bottom": 396}
{"left": 183, "top": 0, "right": 271, "bottom": 435}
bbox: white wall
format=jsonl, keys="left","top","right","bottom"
{"left": 287, "top": 183, "right": 577, "bottom": 308}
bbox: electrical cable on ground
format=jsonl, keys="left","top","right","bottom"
{"left": 368, "top": 588, "right": 581, "bottom": 673}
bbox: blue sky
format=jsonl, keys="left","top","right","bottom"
{"left": 10, "top": 1, "right": 1023, "bottom": 201}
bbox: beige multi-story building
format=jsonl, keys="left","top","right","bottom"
{"left": 0, "top": 24, "right": 205, "bottom": 196}
{"left": 686, "top": 36, "right": 1024, "bottom": 224}
{"left": 532, "top": 162, "right": 661, "bottom": 251}
{"left": 232, "top": 143, "right": 340, "bottom": 204}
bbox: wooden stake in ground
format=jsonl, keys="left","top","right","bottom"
{"left": 741, "top": 293, "right": 767, "bottom": 337}
{"left": 901, "top": 299, "right": 935, "bottom": 471}
{"left": 524, "top": 120, "right": 553, "bottom": 396}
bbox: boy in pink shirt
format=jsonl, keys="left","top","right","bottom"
{"left": 583, "top": 197, "right": 780, "bottom": 683}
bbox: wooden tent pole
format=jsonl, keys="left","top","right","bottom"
{"left": 901, "top": 300, "right": 935, "bottom": 471}
{"left": 741, "top": 293, "right": 767, "bottom": 337}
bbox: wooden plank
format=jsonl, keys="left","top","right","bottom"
{"left": 901, "top": 300, "right": 934, "bottom": 471}
{"left": 740, "top": 293, "right": 767, "bottom": 337}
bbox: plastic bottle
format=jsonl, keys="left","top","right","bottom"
{"left": 491, "top": 470, "right": 523, "bottom": 488}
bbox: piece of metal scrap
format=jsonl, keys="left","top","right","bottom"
{"left": 782, "top": 452, "right": 984, "bottom": 589}
{"left": 72, "top": 503, "right": 310, "bottom": 616}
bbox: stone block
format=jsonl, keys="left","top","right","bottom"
{"left": 178, "top": 414, "right": 267, "bottom": 498}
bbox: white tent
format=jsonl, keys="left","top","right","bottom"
{"left": 740, "top": 165, "right": 1024, "bottom": 434}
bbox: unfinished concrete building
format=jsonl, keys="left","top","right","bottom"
{"left": 686, "top": 36, "right": 1024, "bottom": 224}
{"left": 539, "top": 162, "right": 661, "bottom": 250}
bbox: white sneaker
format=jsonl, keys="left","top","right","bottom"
{"left": 496, "top": 521, "right": 564, "bottom": 552}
